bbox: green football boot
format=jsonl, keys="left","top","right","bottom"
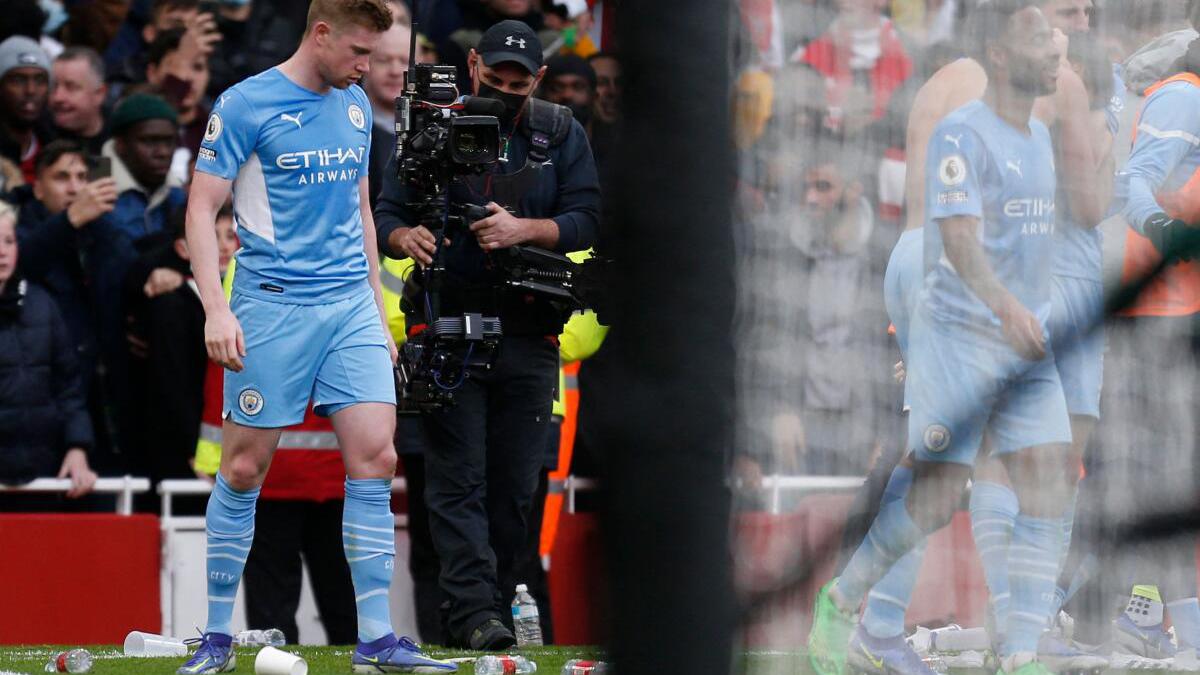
{"left": 808, "top": 578, "right": 857, "bottom": 675}
{"left": 1000, "top": 660, "right": 1055, "bottom": 675}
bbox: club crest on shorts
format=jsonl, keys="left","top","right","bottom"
{"left": 238, "top": 388, "right": 264, "bottom": 416}
{"left": 923, "top": 423, "right": 951, "bottom": 453}
{"left": 204, "top": 113, "right": 223, "bottom": 142}
{"left": 348, "top": 104, "right": 366, "bottom": 129}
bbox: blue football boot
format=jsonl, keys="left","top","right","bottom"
{"left": 1114, "top": 613, "right": 1177, "bottom": 660}
{"left": 177, "top": 633, "right": 236, "bottom": 675}
{"left": 1038, "top": 630, "right": 1110, "bottom": 672}
{"left": 351, "top": 634, "right": 458, "bottom": 673}
{"left": 848, "top": 625, "right": 940, "bottom": 675}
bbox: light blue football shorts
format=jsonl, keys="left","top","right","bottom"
{"left": 1049, "top": 275, "right": 1104, "bottom": 419}
{"left": 224, "top": 287, "right": 395, "bottom": 428}
{"left": 905, "top": 311, "right": 1072, "bottom": 465}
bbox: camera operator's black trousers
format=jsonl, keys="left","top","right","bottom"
{"left": 421, "top": 335, "right": 559, "bottom": 642}
{"left": 243, "top": 499, "right": 358, "bottom": 645}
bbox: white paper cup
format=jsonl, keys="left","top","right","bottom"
{"left": 255, "top": 647, "right": 307, "bottom": 675}
{"left": 123, "top": 631, "right": 188, "bottom": 657}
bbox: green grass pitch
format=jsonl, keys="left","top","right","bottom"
{"left": 0, "top": 646, "right": 603, "bottom": 675}
{"left": 1, "top": 647, "right": 1178, "bottom": 674}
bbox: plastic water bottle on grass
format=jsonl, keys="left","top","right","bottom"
{"left": 234, "top": 628, "right": 286, "bottom": 647}
{"left": 45, "top": 649, "right": 92, "bottom": 673}
{"left": 475, "top": 655, "right": 537, "bottom": 674}
{"left": 561, "top": 659, "right": 609, "bottom": 674}
{"left": 512, "top": 583, "right": 543, "bottom": 647}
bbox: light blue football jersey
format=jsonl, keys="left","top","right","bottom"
{"left": 1116, "top": 79, "right": 1200, "bottom": 233}
{"left": 196, "top": 68, "right": 373, "bottom": 304}
{"left": 1053, "top": 67, "right": 1125, "bottom": 281}
{"left": 922, "top": 99, "right": 1058, "bottom": 342}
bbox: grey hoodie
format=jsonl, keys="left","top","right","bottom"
{"left": 1123, "top": 28, "right": 1198, "bottom": 94}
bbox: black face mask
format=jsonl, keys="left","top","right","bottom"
{"left": 477, "top": 83, "right": 528, "bottom": 128}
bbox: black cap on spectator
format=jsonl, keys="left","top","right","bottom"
{"left": 110, "top": 93, "right": 178, "bottom": 135}
{"left": 478, "top": 20, "right": 543, "bottom": 74}
{"left": 545, "top": 54, "right": 596, "bottom": 88}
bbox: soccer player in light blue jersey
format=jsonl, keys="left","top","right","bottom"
{"left": 826, "top": 12, "right": 1119, "bottom": 675}
{"left": 180, "top": 0, "right": 455, "bottom": 672}
{"left": 808, "top": 4, "right": 1078, "bottom": 675}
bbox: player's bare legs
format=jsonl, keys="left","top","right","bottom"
{"left": 334, "top": 402, "right": 398, "bottom": 480}
{"left": 217, "top": 423, "right": 282, "bottom": 489}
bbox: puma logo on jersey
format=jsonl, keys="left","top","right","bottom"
{"left": 280, "top": 112, "right": 303, "bottom": 129}
{"left": 1006, "top": 159, "right": 1023, "bottom": 178}
{"left": 944, "top": 133, "right": 963, "bottom": 149}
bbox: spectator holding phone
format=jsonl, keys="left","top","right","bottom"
{"left": 11, "top": 139, "right": 116, "bottom": 392}
{"left": 144, "top": 27, "right": 211, "bottom": 154}
{"left": 105, "top": 0, "right": 223, "bottom": 95}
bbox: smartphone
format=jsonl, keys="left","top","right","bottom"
{"left": 88, "top": 156, "right": 112, "bottom": 181}
{"left": 160, "top": 74, "right": 192, "bottom": 109}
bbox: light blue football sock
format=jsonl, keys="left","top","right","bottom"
{"left": 969, "top": 481, "right": 1018, "bottom": 636}
{"left": 1063, "top": 553, "right": 1097, "bottom": 604}
{"left": 344, "top": 478, "right": 397, "bottom": 643}
{"left": 1049, "top": 493, "right": 1078, "bottom": 619}
{"left": 1059, "top": 491, "right": 1077, "bottom": 574}
{"left": 205, "top": 474, "right": 260, "bottom": 636}
{"left": 838, "top": 489, "right": 926, "bottom": 609}
{"left": 1168, "top": 598, "right": 1200, "bottom": 649}
{"left": 863, "top": 466, "right": 926, "bottom": 639}
{"left": 1005, "top": 514, "right": 1063, "bottom": 655}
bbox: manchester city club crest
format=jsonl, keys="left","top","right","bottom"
{"left": 348, "top": 104, "right": 366, "bottom": 129}
{"left": 923, "top": 424, "right": 951, "bottom": 453}
{"left": 238, "top": 388, "right": 264, "bottom": 416}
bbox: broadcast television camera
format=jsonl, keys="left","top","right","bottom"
{"left": 392, "top": 56, "right": 608, "bottom": 414}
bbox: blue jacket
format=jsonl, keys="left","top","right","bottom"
{"left": 0, "top": 279, "right": 93, "bottom": 484}
{"left": 86, "top": 143, "right": 186, "bottom": 372}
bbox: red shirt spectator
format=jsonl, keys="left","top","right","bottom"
{"left": 792, "top": 1, "right": 912, "bottom": 136}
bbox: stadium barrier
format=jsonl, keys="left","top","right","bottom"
{"left": 0, "top": 476, "right": 157, "bottom": 645}
{"left": 157, "top": 478, "right": 411, "bottom": 642}
{"left": 0, "top": 473, "right": 995, "bottom": 646}
{"left": 0, "top": 476, "right": 151, "bottom": 514}
{"left": 736, "top": 482, "right": 990, "bottom": 648}
{"left": 548, "top": 474, "right": 884, "bottom": 646}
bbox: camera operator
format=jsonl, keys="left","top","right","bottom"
{"left": 374, "top": 19, "right": 600, "bottom": 650}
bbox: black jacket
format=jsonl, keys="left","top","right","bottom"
{"left": 0, "top": 278, "right": 94, "bottom": 484}
{"left": 374, "top": 102, "right": 601, "bottom": 335}
{"left": 122, "top": 233, "right": 206, "bottom": 482}
{"left": 12, "top": 186, "right": 97, "bottom": 378}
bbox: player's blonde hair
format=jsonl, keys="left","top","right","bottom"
{"left": 306, "top": 0, "right": 393, "bottom": 35}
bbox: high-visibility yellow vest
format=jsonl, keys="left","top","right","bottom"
{"left": 381, "top": 257, "right": 414, "bottom": 344}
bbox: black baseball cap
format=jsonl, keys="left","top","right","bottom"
{"left": 477, "top": 20, "right": 543, "bottom": 75}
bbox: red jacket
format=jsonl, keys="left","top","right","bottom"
{"left": 799, "top": 18, "right": 912, "bottom": 126}
{"left": 197, "top": 361, "right": 347, "bottom": 501}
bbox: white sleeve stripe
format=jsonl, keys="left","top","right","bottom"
{"left": 1137, "top": 123, "right": 1200, "bottom": 146}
